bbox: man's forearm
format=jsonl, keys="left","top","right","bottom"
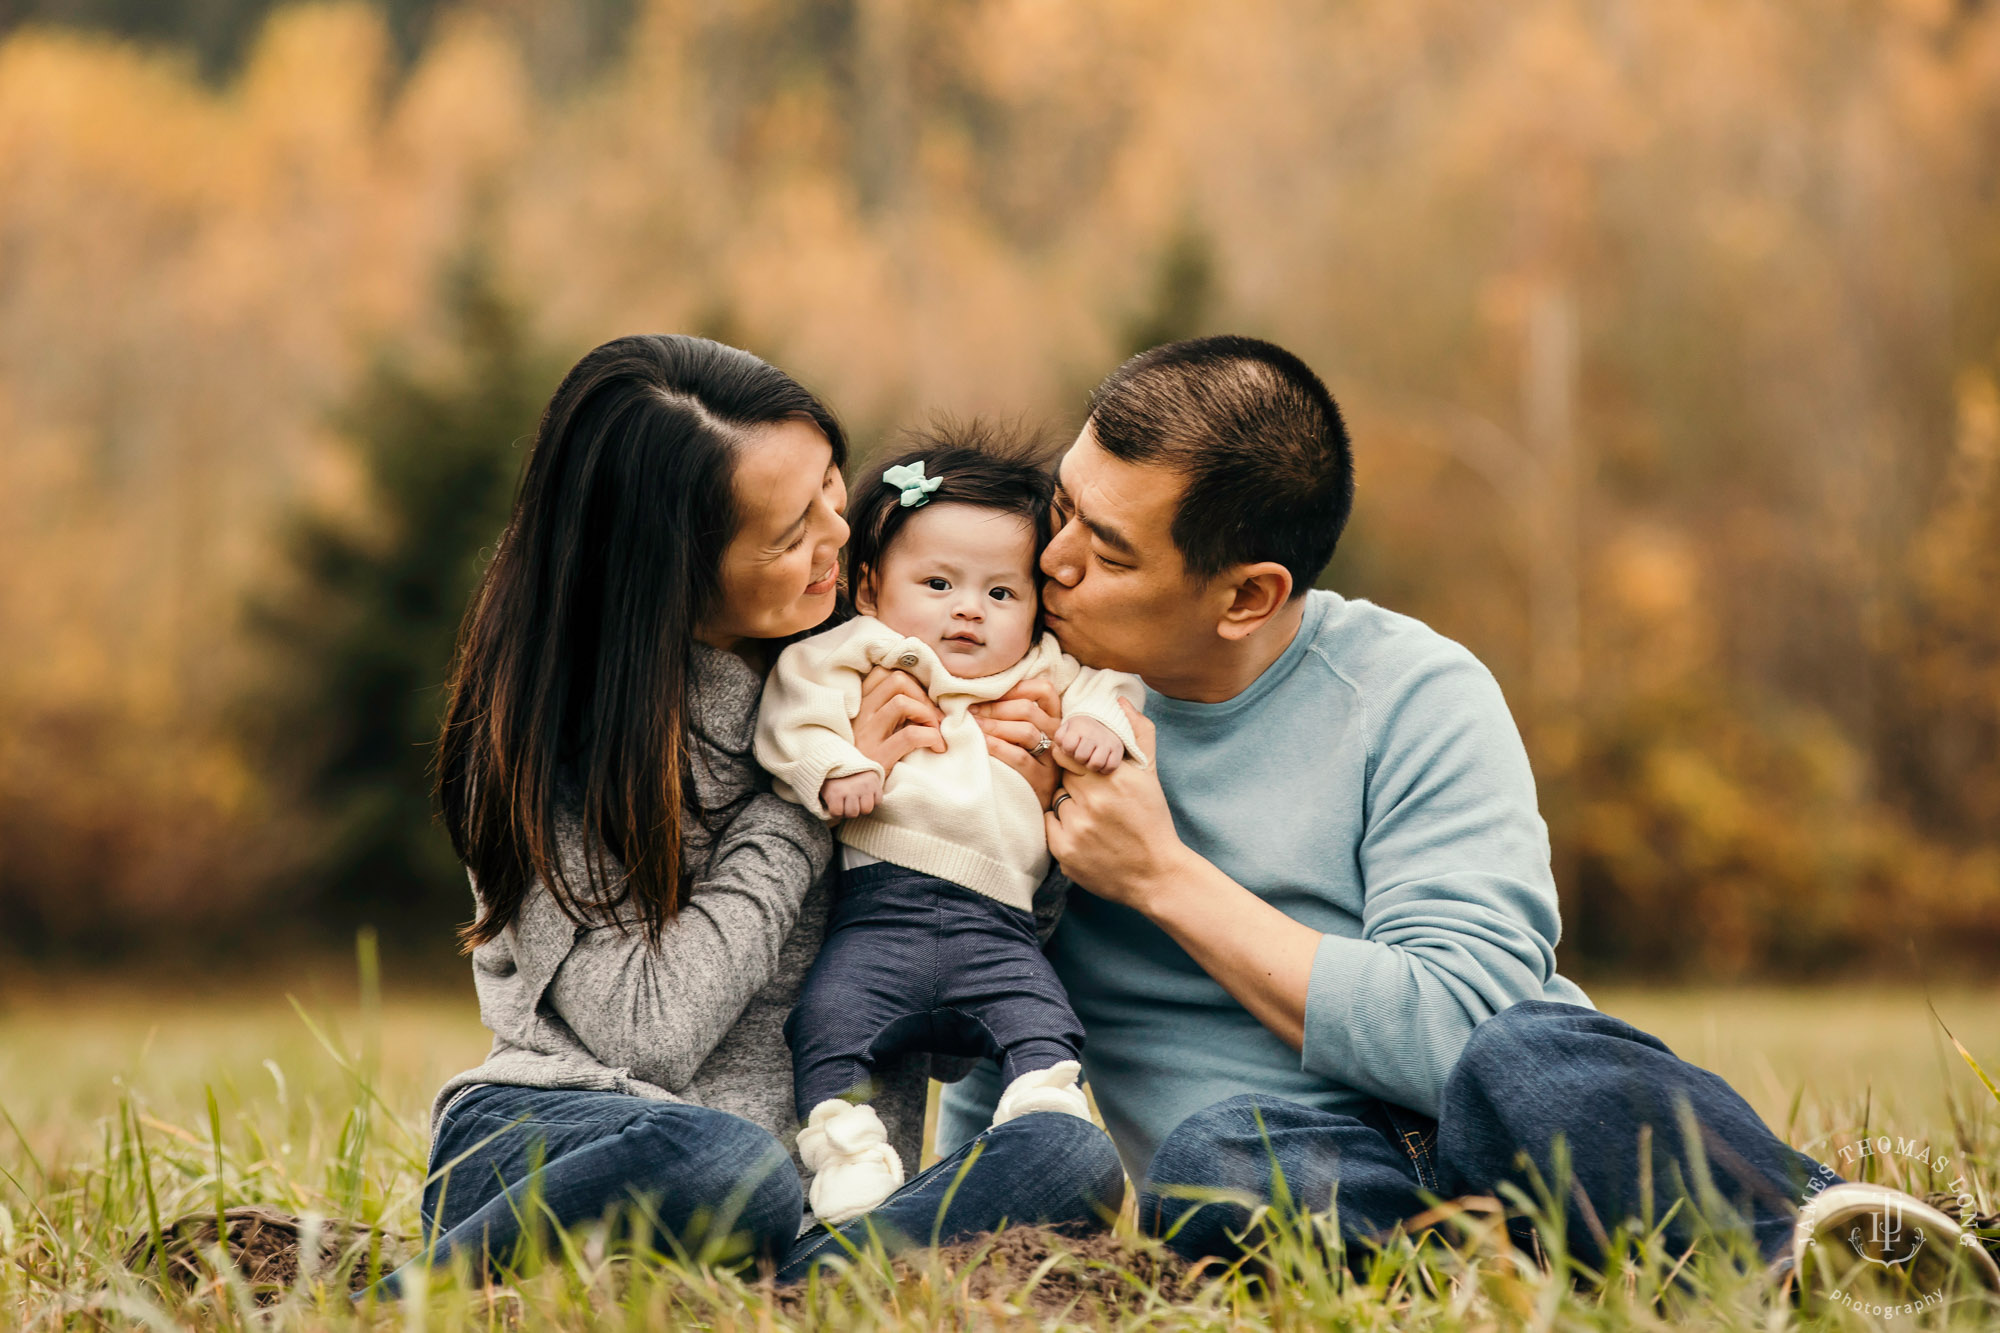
{"left": 1046, "top": 701, "right": 1322, "bottom": 1051}
{"left": 1139, "top": 848, "right": 1321, "bottom": 1051}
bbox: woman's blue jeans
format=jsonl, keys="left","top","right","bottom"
{"left": 367, "top": 1082, "right": 1125, "bottom": 1294}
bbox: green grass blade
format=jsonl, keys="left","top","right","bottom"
{"left": 0, "top": 1101, "right": 48, "bottom": 1192}
{"left": 1929, "top": 1002, "right": 2000, "bottom": 1108}
{"left": 284, "top": 994, "right": 422, "bottom": 1169}
{"left": 126, "top": 1099, "right": 172, "bottom": 1295}
{"left": 929, "top": 1138, "right": 986, "bottom": 1249}
{"left": 206, "top": 1085, "right": 227, "bottom": 1261}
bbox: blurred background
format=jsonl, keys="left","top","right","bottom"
{"left": 0, "top": 0, "right": 1995, "bottom": 983}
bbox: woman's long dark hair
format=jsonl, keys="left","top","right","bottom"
{"left": 439, "top": 335, "right": 846, "bottom": 949}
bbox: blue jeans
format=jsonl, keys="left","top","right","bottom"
{"left": 366, "top": 1081, "right": 1124, "bottom": 1295}
{"left": 1143, "top": 1002, "right": 1836, "bottom": 1268}
{"left": 789, "top": 863, "right": 1084, "bottom": 1115}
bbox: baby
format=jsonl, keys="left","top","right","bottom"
{"left": 754, "top": 429, "right": 1145, "bottom": 1224}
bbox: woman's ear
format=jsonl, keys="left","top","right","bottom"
{"left": 853, "top": 568, "right": 879, "bottom": 617}
{"left": 1216, "top": 562, "right": 1294, "bottom": 641}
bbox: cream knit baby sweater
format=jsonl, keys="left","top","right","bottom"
{"left": 754, "top": 616, "right": 1147, "bottom": 911}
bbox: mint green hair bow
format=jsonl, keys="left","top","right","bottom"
{"left": 883, "top": 460, "right": 943, "bottom": 508}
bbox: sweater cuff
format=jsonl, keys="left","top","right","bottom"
{"left": 1300, "top": 931, "right": 1385, "bottom": 1082}
{"left": 789, "top": 736, "right": 883, "bottom": 820}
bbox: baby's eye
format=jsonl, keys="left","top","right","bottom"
{"left": 989, "top": 587, "right": 1016, "bottom": 602}
{"left": 924, "top": 578, "right": 950, "bottom": 591}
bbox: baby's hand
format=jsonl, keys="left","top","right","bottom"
{"left": 1054, "top": 716, "right": 1125, "bottom": 774}
{"left": 821, "top": 770, "right": 885, "bottom": 819}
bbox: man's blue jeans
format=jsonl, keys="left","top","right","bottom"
{"left": 1143, "top": 1002, "right": 1836, "bottom": 1268}
{"left": 368, "top": 1082, "right": 1125, "bottom": 1294}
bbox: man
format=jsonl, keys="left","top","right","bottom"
{"left": 941, "top": 335, "right": 1999, "bottom": 1291}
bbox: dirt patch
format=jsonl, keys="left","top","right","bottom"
{"left": 776, "top": 1225, "right": 1200, "bottom": 1318}
{"left": 122, "top": 1207, "right": 400, "bottom": 1301}
{"left": 123, "top": 1214, "right": 1206, "bottom": 1315}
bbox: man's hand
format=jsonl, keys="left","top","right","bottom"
{"left": 1045, "top": 699, "right": 1188, "bottom": 903}
{"left": 1053, "top": 716, "right": 1124, "bottom": 773}
{"left": 1048, "top": 701, "right": 1317, "bottom": 1051}
{"left": 821, "top": 770, "right": 885, "bottom": 819}
{"left": 852, "top": 666, "right": 945, "bottom": 777}
{"left": 971, "top": 678, "right": 1063, "bottom": 809}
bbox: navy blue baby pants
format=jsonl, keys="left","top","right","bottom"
{"left": 787, "top": 861, "right": 1084, "bottom": 1118}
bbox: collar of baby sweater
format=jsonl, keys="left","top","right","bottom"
{"left": 852, "top": 617, "right": 1070, "bottom": 700}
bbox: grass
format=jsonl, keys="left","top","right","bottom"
{"left": 4, "top": 955, "right": 2000, "bottom": 1329}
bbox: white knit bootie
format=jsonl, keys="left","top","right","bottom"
{"left": 991, "top": 1060, "right": 1090, "bottom": 1126}
{"left": 798, "top": 1100, "right": 905, "bottom": 1225}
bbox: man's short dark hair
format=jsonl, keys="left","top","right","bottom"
{"left": 1087, "top": 335, "right": 1353, "bottom": 595}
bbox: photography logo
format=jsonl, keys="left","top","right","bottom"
{"left": 1795, "top": 1134, "right": 1985, "bottom": 1316}
{"left": 1842, "top": 1191, "right": 1926, "bottom": 1268}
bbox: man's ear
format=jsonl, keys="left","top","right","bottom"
{"left": 853, "top": 568, "right": 879, "bottom": 618}
{"left": 1215, "top": 562, "right": 1294, "bottom": 641}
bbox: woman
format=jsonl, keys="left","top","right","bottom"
{"left": 378, "top": 335, "right": 1123, "bottom": 1292}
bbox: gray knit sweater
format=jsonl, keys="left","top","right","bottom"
{"left": 430, "top": 644, "right": 926, "bottom": 1175}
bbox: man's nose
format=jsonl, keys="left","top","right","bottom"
{"left": 1042, "top": 527, "right": 1082, "bottom": 586}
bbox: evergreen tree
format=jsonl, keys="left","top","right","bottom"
{"left": 246, "top": 252, "right": 558, "bottom": 944}
{"left": 1122, "top": 218, "right": 1220, "bottom": 357}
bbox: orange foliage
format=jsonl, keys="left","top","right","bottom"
{"left": 0, "top": 0, "right": 1996, "bottom": 969}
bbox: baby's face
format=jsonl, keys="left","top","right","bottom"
{"left": 856, "top": 503, "right": 1040, "bottom": 677}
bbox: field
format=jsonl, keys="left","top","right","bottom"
{"left": 3, "top": 971, "right": 1999, "bottom": 1329}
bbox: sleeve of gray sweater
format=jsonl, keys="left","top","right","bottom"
{"left": 545, "top": 647, "right": 834, "bottom": 1094}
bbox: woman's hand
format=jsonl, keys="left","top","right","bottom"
{"left": 851, "top": 666, "right": 945, "bottom": 778}
{"left": 971, "top": 678, "right": 1064, "bottom": 809}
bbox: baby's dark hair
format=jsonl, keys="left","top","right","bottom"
{"left": 845, "top": 420, "right": 1056, "bottom": 595}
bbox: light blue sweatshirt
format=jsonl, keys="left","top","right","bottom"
{"left": 938, "top": 590, "right": 1591, "bottom": 1181}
